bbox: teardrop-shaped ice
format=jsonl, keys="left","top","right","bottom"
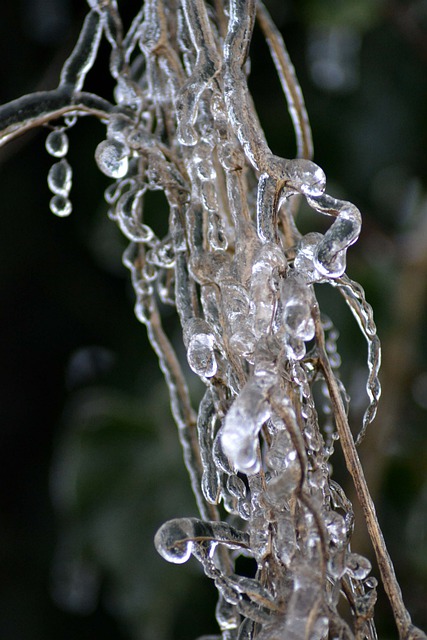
{"left": 95, "top": 139, "right": 129, "bottom": 178}
{"left": 50, "top": 194, "right": 72, "bottom": 217}
{"left": 187, "top": 332, "right": 217, "bottom": 378}
{"left": 184, "top": 318, "right": 218, "bottom": 378}
{"left": 284, "top": 335, "right": 306, "bottom": 361}
{"left": 154, "top": 518, "right": 195, "bottom": 564}
{"left": 47, "top": 159, "right": 72, "bottom": 197}
{"left": 45, "top": 129, "right": 69, "bottom": 158}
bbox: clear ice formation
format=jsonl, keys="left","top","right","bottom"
{"left": 0, "top": 0, "right": 399, "bottom": 638}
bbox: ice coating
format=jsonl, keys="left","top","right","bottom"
{"left": 59, "top": 10, "right": 102, "bottom": 93}
{"left": 306, "top": 192, "right": 362, "bottom": 278}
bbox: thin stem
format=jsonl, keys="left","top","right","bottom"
{"left": 256, "top": 1, "right": 313, "bottom": 160}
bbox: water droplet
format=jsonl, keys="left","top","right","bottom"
{"left": 47, "top": 159, "right": 72, "bottom": 196}
{"left": 50, "top": 195, "right": 72, "bottom": 217}
{"left": 95, "top": 139, "right": 129, "bottom": 178}
{"left": 46, "top": 129, "right": 69, "bottom": 158}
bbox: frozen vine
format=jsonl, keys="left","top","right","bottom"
{"left": 1, "top": 1, "right": 425, "bottom": 639}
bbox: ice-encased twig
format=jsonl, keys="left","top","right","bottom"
{"left": 176, "top": 0, "right": 221, "bottom": 144}
{"left": 333, "top": 275, "right": 382, "bottom": 444}
{"left": 0, "top": 90, "right": 113, "bottom": 148}
{"left": 59, "top": 10, "right": 103, "bottom": 92}
{"left": 3, "top": 0, "right": 425, "bottom": 637}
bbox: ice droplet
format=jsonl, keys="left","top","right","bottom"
{"left": 95, "top": 139, "right": 129, "bottom": 178}
{"left": 50, "top": 194, "right": 72, "bottom": 217}
{"left": 281, "top": 276, "right": 315, "bottom": 341}
{"left": 188, "top": 332, "right": 217, "bottom": 378}
{"left": 47, "top": 159, "right": 72, "bottom": 197}
{"left": 285, "top": 159, "right": 326, "bottom": 197}
{"left": 154, "top": 518, "right": 195, "bottom": 564}
{"left": 346, "top": 552, "right": 371, "bottom": 579}
{"left": 45, "top": 129, "right": 69, "bottom": 158}
{"left": 184, "top": 318, "right": 218, "bottom": 378}
{"left": 284, "top": 335, "right": 306, "bottom": 361}
{"left": 274, "top": 513, "right": 297, "bottom": 565}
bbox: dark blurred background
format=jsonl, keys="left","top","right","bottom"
{"left": 0, "top": 1, "right": 426, "bottom": 638}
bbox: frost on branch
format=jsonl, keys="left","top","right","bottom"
{"left": 1, "top": 0, "right": 425, "bottom": 639}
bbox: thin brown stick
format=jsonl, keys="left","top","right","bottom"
{"left": 256, "top": 1, "right": 313, "bottom": 160}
